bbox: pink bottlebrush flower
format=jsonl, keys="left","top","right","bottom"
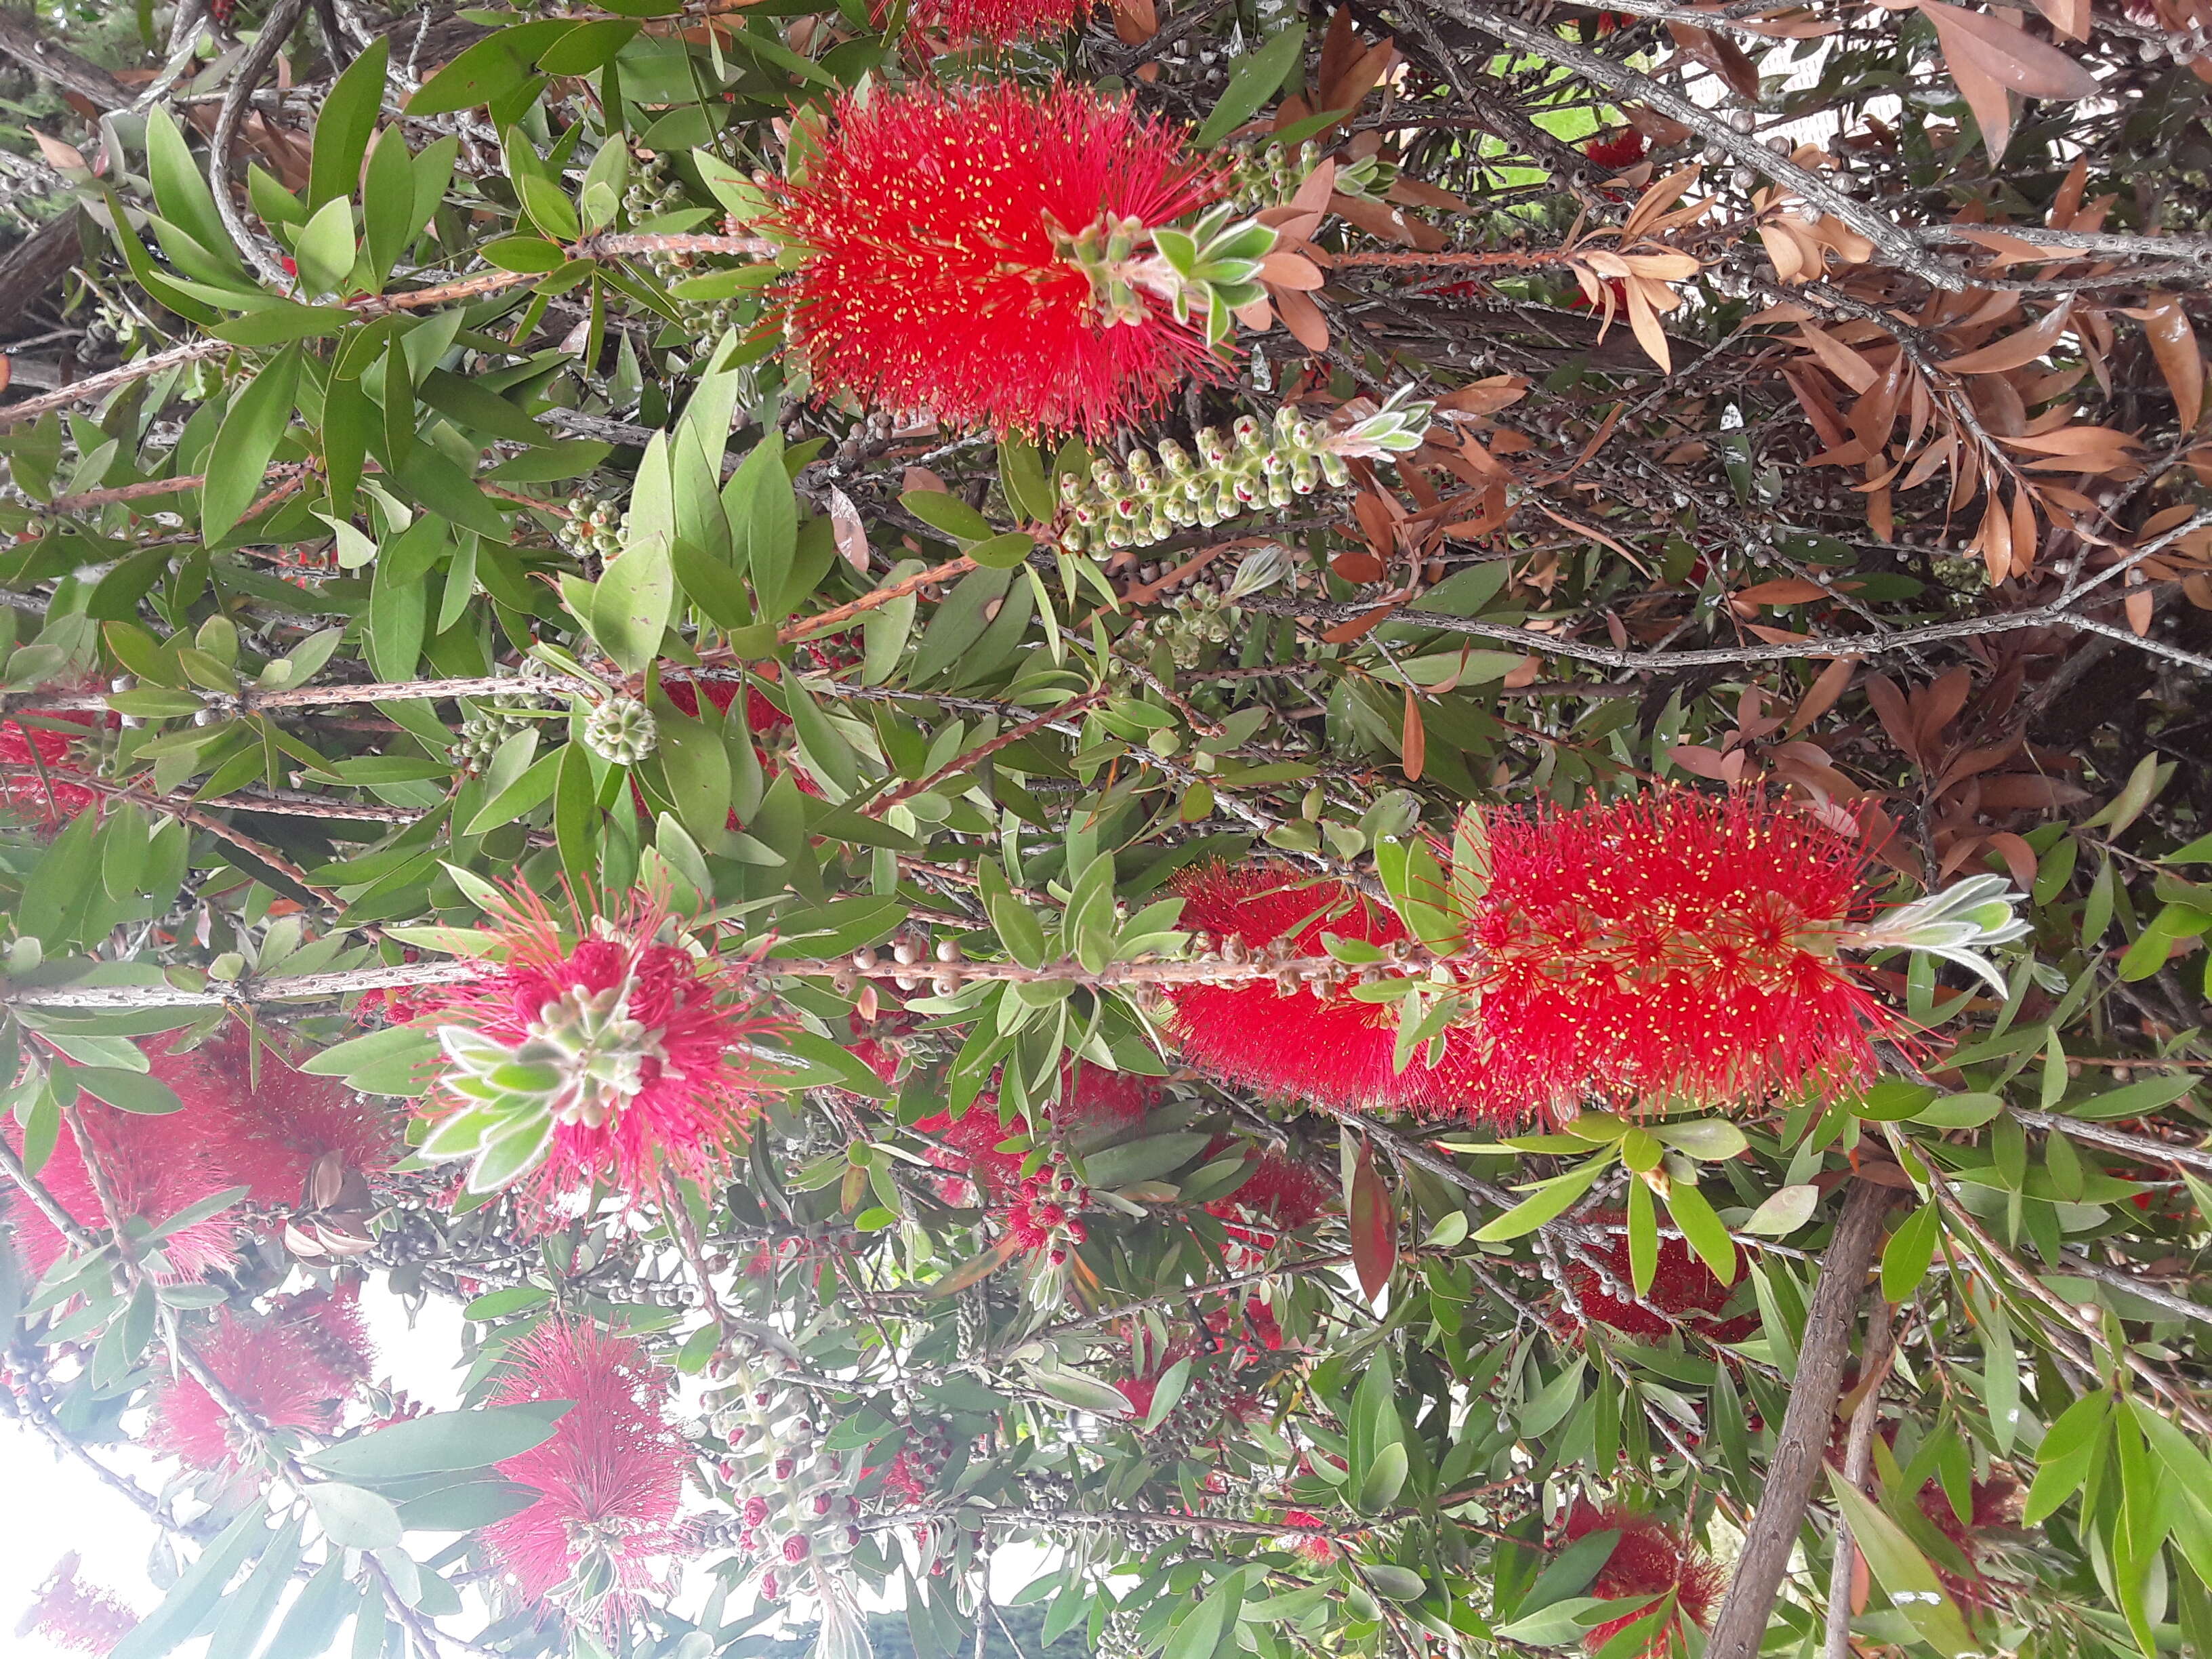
{"left": 3, "top": 1098, "right": 239, "bottom": 1284}
{"left": 410, "top": 887, "right": 787, "bottom": 1224}
{"left": 147, "top": 1027, "right": 402, "bottom": 1210}
{"left": 15, "top": 1555, "right": 137, "bottom": 1654}
{"left": 897, "top": 0, "right": 1088, "bottom": 45}
{"left": 1583, "top": 126, "right": 1648, "bottom": 170}
{"left": 148, "top": 1290, "right": 375, "bottom": 1477}
{"left": 483, "top": 1323, "right": 695, "bottom": 1624}
{"left": 1164, "top": 864, "right": 1484, "bottom": 1111}
{"left": 771, "top": 81, "right": 1226, "bottom": 437}
{"left": 1464, "top": 790, "right": 1905, "bottom": 1123}
{"left": 1561, "top": 1501, "right": 1723, "bottom": 1654}
{"left": 1561, "top": 1213, "right": 1755, "bottom": 1344}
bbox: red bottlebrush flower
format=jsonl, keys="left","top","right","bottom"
{"left": 16, "top": 1555, "right": 136, "bottom": 1655}
{"left": 1561, "top": 1502, "right": 1723, "bottom": 1654}
{"left": 1584, "top": 126, "right": 1647, "bottom": 169}
{"left": 1277, "top": 1511, "right": 1336, "bottom": 1563}
{"left": 1115, "top": 1374, "right": 1159, "bottom": 1418}
{"left": 898, "top": 0, "right": 1087, "bottom": 43}
{"left": 869, "top": 1448, "right": 930, "bottom": 1506}
{"left": 483, "top": 1323, "right": 695, "bottom": 1624}
{"left": 148, "top": 1290, "right": 375, "bottom": 1477}
{"left": 147, "top": 1027, "right": 401, "bottom": 1210}
{"left": 1205, "top": 1145, "right": 1335, "bottom": 1232}
{"left": 3, "top": 1098, "right": 239, "bottom": 1284}
{"left": 411, "top": 887, "right": 787, "bottom": 1224}
{"left": 1917, "top": 1477, "right": 2020, "bottom": 1612}
{"left": 0, "top": 703, "right": 102, "bottom": 827}
{"left": 1561, "top": 1214, "right": 1755, "bottom": 1343}
{"left": 771, "top": 81, "right": 1225, "bottom": 438}
{"left": 1164, "top": 864, "right": 1483, "bottom": 1111}
{"left": 914, "top": 1098, "right": 1030, "bottom": 1202}
{"left": 1464, "top": 790, "right": 1902, "bottom": 1123}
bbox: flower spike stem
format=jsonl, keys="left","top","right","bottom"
{"left": 1059, "top": 388, "right": 1434, "bottom": 553}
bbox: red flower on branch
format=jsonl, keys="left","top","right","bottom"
{"left": 16, "top": 1555, "right": 137, "bottom": 1655}
{"left": 1203, "top": 1144, "right": 1335, "bottom": 1234}
{"left": 3, "top": 1097, "right": 240, "bottom": 1284}
{"left": 771, "top": 81, "right": 1225, "bottom": 436}
{"left": 1560, "top": 1501, "right": 1723, "bottom": 1654}
{"left": 1559, "top": 1215, "right": 1755, "bottom": 1343}
{"left": 411, "top": 888, "right": 787, "bottom": 1224}
{"left": 148, "top": 1290, "right": 375, "bottom": 1478}
{"left": 482, "top": 1323, "right": 695, "bottom": 1624}
{"left": 1584, "top": 126, "right": 1648, "bottom": 171}
{"left": 1164, "top": 864, "right": 1483, "bottom": 1111}
{"left": 0, "top": 701, "right": 103, "bottom": 827}
{"left": 1462, "top": 790, "right": 1903, "bottom": 1122}
{"left": 148, "top": 1027, "right": 401, "bottom": 1211}
{"left": 902, "top": 0, "right": 1088, "bottom": 44}
{"left": 1277, "top": 1511, "right": 1336, "bottom": 1563}
{"left": 1917, "top": 1477, "right": 2020, "bottom": 1612}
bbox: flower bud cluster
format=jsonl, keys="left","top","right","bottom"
{"left": 708, "top": 1353, "right": 864, "bottom": 1605}
{"left": 450, "top": 705, "right": 532, "bottom": 772}
{"left": 558, "top": 491, "right": 627, "bottom": 560}
{"left": 1221, "top": 140, "right": 1393, "bottom": 213}
{"left": 621, "top": 153, "right": 685, "bottom": 222}
{"left": 582, "top": 696, "right": 658, "bottom": 766}
{"left": 1003, "top": 1149, "right": 1091, "bottom": 1267}
{"left": 1057, "top": 389, "right": 1433, "bottom": 554}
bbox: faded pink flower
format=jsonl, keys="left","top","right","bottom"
{"left": 3, "top": 1097, "right": 239, "bottom": 1284}
{"left": 482, "top": 1323, "right": 696, "bottom": 1626}
{"left": 16, "top": 1555, "right": 136, "bottom": 1654}
{"left": 148, "top": 1290, "right": 375, "bottom": 1478}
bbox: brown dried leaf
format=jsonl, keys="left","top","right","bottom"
{"left": 1274, "top": 285, "right": 1331, "bottom": 352}
{"left": 1624, "top": 278, "right": 1673, "bottom": 373}
{"left": 2125, "top": 573, "right": 2153, "bottom": 636}
{"left": 1943, "top": 302, "right": 2072, "bottom": 373}
{"left": 827, "top": 487, "right": 870, "bottom": 571}
{"left": 1258, "top": 251, "right": 1326, "bottom": 290}
{"left": 1106, "top": 0, "right": 1156, "bottom": 43}
{"left": 1400, "top": 687, "right": 1426, "bottom": 782}
{"left": 1797, "top": 322, "right": 1880, "bottom": 393}
{"left": 1733, "top": 577, "right": 1831, "bottom": 609}
{"left": 1919, "top": 0, "right": 2100, "bottom": 97}
{"left": 1788, "top": 656, "right": 1862, "bottom": 734}
{"left": 2131, "top": 298, "right": 2204, "bottom": 432}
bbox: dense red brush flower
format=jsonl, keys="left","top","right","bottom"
{"left": 1917, "top": 1477, "right": 2020, "bottom": 1612}
{"left": 3, "top": 1097, "right": 239, "bottom": 1284}
{"left": 1277, "top": 1511, "right": 1337, "bottom": 1563}
{"left": 148, "top": 1290, "right": 375, "bottom": 1477}
{"left": 411, "top": 888, "right": 787, "bottom": 1224}
{"left": 16, "top": 1555, "right": 136, "bottom": 1654}
{"left": 1561, "top": 1501, "right": 1723, "bottom": 1654}
{"left": 1561, "top": 1214, "right": 1755, "bottom": 1343}
{"left": 899, "top": 0, "right": 1087, "bottom": 43}
{"left": 1204, "top": 1145, "right": 1334, "bottom": 1232}
{"left": 1584, "top": 126, "right": 1648, "bottom": 169}
{"left": 483, "top": 1323, "right": 694, "bottom": 1623}
{"left": 1463, "top": 790, "right": 1902, "bottom": 1122}
{"left": 1165, "top": 864, "right": 1483, "bottom": 1111}
{"left": 0, "top": 702, "right": 102, "bottom": 826}
{"left": 771, "top": 82, "right": 1225, "bottom": 436}
{"left": 147, "top": 1027, "right": 401, "bottom": 1210}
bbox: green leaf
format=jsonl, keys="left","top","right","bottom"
{"left": 1519, "top": 1357, "right": 1586, "bottom": 1437}
{"left": 308, "top": 1402, "right": 570, "bottom": 1481}
{"left": 1626, "top": 1175, "right": 1658, "bottom": 1297}
{"left": 1742, "top": 1183, "right": 1820, "bottom": 1236}
{"left": 1473, "top": 1154, "right": 1612, "bottom": 1242}
{"left": 69, "top": 1065, "right": 183, "bottom": 1115}
{"left": 966, "top": 531, "right": 1037, "bottom": 571}
{"left": 1028, "top": 1364, "right": 1133, "bottom": 1415}
{"left": 594, "top": 536, "right": 675, "bottom": 674}
{"left": 201, "top": 345, "right": 303, "bottom": 542}
{"left": 406, "top": 20, "right": 572, "bottom": 115}
{"left": 1194, "top": 24, "right": 1309, "bottom": 147}
{"left": 1828, "top": 1475, "right": 1975, "bottom": 1656}
{"left": 1852, "top": 1079, "right": 1937, "bottom": 1121}
{"left": 900, "top": 489, "right": 994, "bottom": 543}
{"left": 144, "top": 107, "right": 236, "bottom": 275}
{"left": 1881, "top": 1203, "right": 1940, "bottom": 1302}
{"left": 1662, "top": 1179, "right": 1736, "bottom": 1286}
{"left": 108, "top": 1503, "right": 272, "bottom": 1659}
{"left": 310, "top": 38, "right": 392, "bottom": 211}
{"left": 1141, "top": 1356, "right": 1191, "bottom": 1431}
{"left": 306, "top": 1481, "right": 405, "bottom": 1549}
{"left": 1082, "top": 1132, "right": 1210, "bottom": 1189}
{"left": 1355, "top": 1440, "right": 1409, "bottom": 1513}
{"left": 292, "top": 197, "right": 356, "bottom": 296}
{"left": 538, "top": 18, "right": 640, "bottom": 74}
{"left": 1363, "top": 1565, "right": 1427, "bottom": 1601}
{"left": 1650, "top": 1117, "right": 1748, "bottom": 1160}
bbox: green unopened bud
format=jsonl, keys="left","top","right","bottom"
{"left": 583, "top": 697, "right": 657, "bottom": 766}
